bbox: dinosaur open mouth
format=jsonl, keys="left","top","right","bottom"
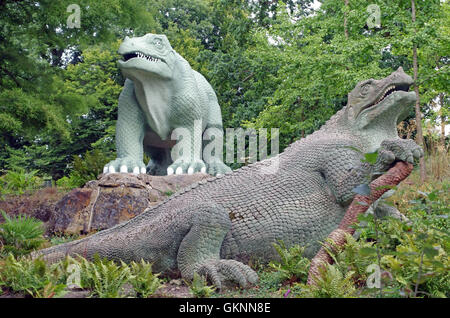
{"left": 123, "top": 52, "right": 162, "bottom": 63}
{"left": 367, "top": 83, "right": 411, "bottom": 108}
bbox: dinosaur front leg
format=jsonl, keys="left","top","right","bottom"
{"left": 375, "top": 138, "right": 424, "bottom": 171}
{"left": 104, "top": 80, "right": 147, "bottom": 174}
{"left": 167, "top": 120, "right": 207, "bottom": 175}
{"left": 177, "top": 204, "right": 258, "bottom": 290}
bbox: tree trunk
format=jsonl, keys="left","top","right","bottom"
{"left": 344, "top": 0, "right": 349, "bottom": 39}
{"left": 440, "top": 93, "right": 446, "bottom": 149}
{"left": 411, "top": 0, "right": 427, "bottom": 182}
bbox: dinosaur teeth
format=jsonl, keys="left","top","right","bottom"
{"left": 375, "top": 85, "right": 396, "bottom": 105}
{"left": 134, "top": 52, "right": 160, "bottom": 62}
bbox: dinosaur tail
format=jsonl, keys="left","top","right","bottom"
{"left": 31, "top": 235, "right": 96, "bottom": 264}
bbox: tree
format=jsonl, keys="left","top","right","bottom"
{"left": 411, "top": 0, "right": 426, "bottom": 181}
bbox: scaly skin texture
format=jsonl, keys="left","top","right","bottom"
{"left": 34, "top": 68, "right": 423, "bottom": 289}
{"left": 103, "top": 34, "right": 231, "bottom": 176}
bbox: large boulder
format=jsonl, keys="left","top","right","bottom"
{"left": 48, "top": 173, "right": 209, "bottom": 234}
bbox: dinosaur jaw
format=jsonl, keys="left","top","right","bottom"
{"left": 118, "top": 51, "right": 172, "bottom": 80}
{"left": 356, "top": 90, "right": 416, "bottom": 130}
{"left": 357, "top": 83, "right": 412, "bottom": 117}
{"left": 121, "top": 50, "right": 168, "bottom": 64}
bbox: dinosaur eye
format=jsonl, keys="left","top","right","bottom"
{"left": 153, "top": 38, "right": 163, "bottom": 49}
{"left": 360, "top": 83, "right": 371, "bottom": 96}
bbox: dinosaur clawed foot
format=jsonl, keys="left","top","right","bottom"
{"left": 379, "top": 139, "right": 424, "bottom": 165}
{"left": 195, "top": 259, "right": 258, "bottom": 290}
{"left": 103, "top": 157, "right": 147, "bottom": 174}
{"left": 167, "top": 159, "right": 206, "bottom": 176}
{"left": 206, "top": 160, "right": 231, "bottom": 176}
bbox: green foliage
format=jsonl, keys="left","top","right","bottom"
{"left": 77, "top": 255, "right": 131, "bottom": 298}
{"left": 129, "top": 260, "right": 162, "bottom": 298}
{"left": 1, "top": 0, "right": 447, "bottom": 176}
{"left": 296, "top": 264, "right": 357, "bottom": 298}
{"left": 63, "top": 149, "right": 114, "bottom": 188}
{"left": 187, "top": 272, "right": 216, "bottom": 298}
{"left": 345, "top": 182, "right": 448, "bottom": 298}
{"left": 49, "top": 234, "right": 79, "bottom": 246}
{"left": 0, "top": 211, "right": 45, "bottom": 257}
{"left": 377, "top": 188, "right": 449, "bottom": 298}
{"left": 55, "top": 176, "right": 83, "bottom": 190}
{"left": 0, "top": 169, "right": 41, "bottom": 196}
{"left": 0, "top": 254, "right": 66, "bottom": 298}
{"left": 269, "top": 241, "right": 310, "bottom": 283}
{"left": 325, "top": 233, "right": 377, "bottom": 287}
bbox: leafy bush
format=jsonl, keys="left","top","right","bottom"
{"left": 0, "top": 210, "right": 45, "bottom": 257}
{"left": 66, "top": 149, "right": 113, "bottom": 188}
{"left": 269, "top": 241, "right": 310, "bottom": 283}
{"left": 0, "top": 169, "right": 41, "bottom": 196}
{"left": 0, "top": 254, "right": 66, "bottom": 298}
{"left": 55, "top": 175, "right": 84, "bottom": 190}
{"left": 77, "top": 256, "right": 131, "bottom": 298}
{"left": 129, "top": 260, "right": 162, "bottom": 298}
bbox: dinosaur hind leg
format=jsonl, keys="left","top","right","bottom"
{"left": 177, "top": 203, "right": 258, "bottom": 290}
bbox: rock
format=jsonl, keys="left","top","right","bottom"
{"left": 0, "top": 188, "right": 66, "bottom": 224}
{"left": 48, "top": 173, "right": 209, "bottom": 235}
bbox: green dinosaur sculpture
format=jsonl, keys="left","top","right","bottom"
{"left": 103, "top": 34, "right": 231, "bottom": 176}
{"left": 35, "top": 68, "right": 422, "bottom": 289}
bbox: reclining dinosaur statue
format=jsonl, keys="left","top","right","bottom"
{"left": 103, "top": 33, "right": 231, "bottom": 176}
{"left": 34, "top": 67, "right": 423, "bottom": 289}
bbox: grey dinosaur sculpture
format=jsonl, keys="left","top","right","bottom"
{"left": 34, "top": 68, "right": 423, "bottom": 289}
{"left": 103, "top": 33, "right": 231, "bottom": 176}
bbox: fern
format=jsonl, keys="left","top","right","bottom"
{"left": 77, "top": 256, "right": 131, "bottom": 298}
{"left": 297, "top": 264, "right": 357, "bottom": 298}
{"left": 187, "top": 272, "right": 215, "bottom": 298}
{"left": 129, "top": 260, "right": 162, "bottom": 298}
{"left": 0, "top": 254, "right": 66, "bottom": 297}
{"left": 269, "top": 241, "right": 310, "bottom": 283}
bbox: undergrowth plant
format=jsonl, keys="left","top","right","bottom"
{"left": 0, "top": 254, "right": 66, "bottom": 298}
{"left": 324, "top": 233, "right": 377, "bottom": 289}
{"left": 77, "top": 255, "right": 131, "bottom": 298}
{"left": 0, "top": 210, "right": 45, "bottom": 257}
{"left": 269, "top": 241, "right": 310, "bottom": 284}
{"left": 60, "top": 149, "right": 114, "bottom": 189}
{"left": 129, "top": 260, "right": 162, "bottom": 298}
{"left": 187, "top": 272, "right": 215, "bottom": 298}
{"left": 295, "top": 264, "right": 357, "bottom": 298}
{"left": 0, "top": 169, "right": 41, "bottom": 196}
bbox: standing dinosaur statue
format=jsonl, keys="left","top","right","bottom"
{"left": 103, "top": 33, "right": 231, "bottom": 176}
{"left": 34, "top": 68, "right": 423, "bottom": 289}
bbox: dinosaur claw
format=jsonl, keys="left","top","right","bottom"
{"left": 167, "top": 167, "right": 174, "bottom": 175}
{"left": 133, "top": 167, "right": 140, "bottom": 174}
{"left": 188, "top": 167, "right": 194, "bottom": 175}
{"left": 120, "top": 165, "right": 128, "bottom": 173}
{"left": 108, "top": 166, "right": 116, "bottom": 173}
{"left": 200, "top": 167, "right": 206, "bottom": 174}
{"left": 103, "top": 166, "right": 108, "bottom": 174}
{"left": 141, "top": 167, "right": 146, "bottom": 174}
{"left": 175, "top": 167, "right": 184, "bottom": 175}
